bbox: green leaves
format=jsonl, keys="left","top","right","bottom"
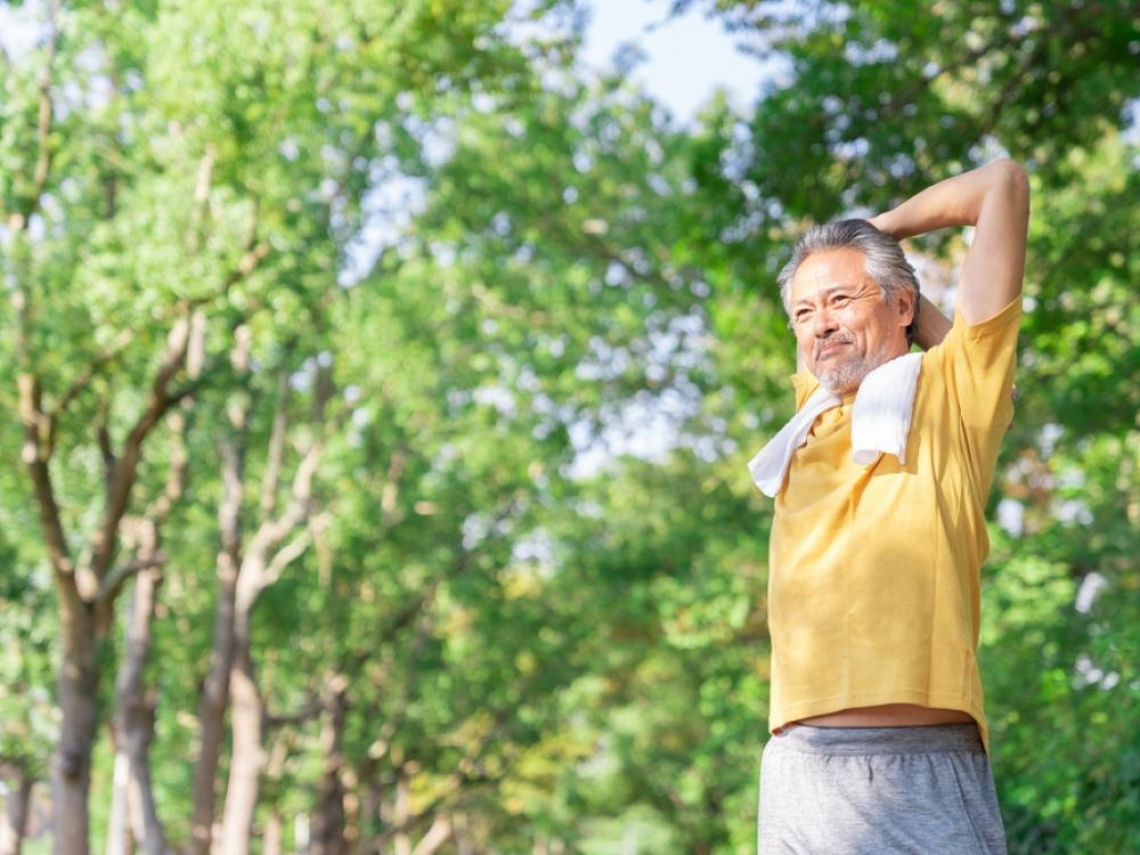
{"left": 0, "top": 0, "right": 1134, "bottom": 851}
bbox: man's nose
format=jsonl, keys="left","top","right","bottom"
{"left": 812, "top": 306, "right": 838, "bottom": 338}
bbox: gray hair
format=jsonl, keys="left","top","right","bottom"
{"left": 776, "top": 219, "right": 921, "bottom": 341}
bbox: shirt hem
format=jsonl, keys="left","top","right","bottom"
{"left": 770, "top": 691, "right": 990, "bottom": 754}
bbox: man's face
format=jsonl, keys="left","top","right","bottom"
{"left": 789, "top": 248, "right": 914, "bottom": 395}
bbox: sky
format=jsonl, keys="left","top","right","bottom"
{"left": 571, "top": 3, "right": 772, "bottom": 470}
{"left": 579, "top": 0, "right": 769, "bottom": 123}
{"left": 339, "top": 0, "right": 772, "bottom": 290}
{"left": 1, "top": 1, "right": 767, "bottom": 122}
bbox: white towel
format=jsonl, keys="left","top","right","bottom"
{"left": 747, "top": 352, "right": 923, "bottom": 497}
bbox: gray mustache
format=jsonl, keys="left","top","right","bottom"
{"left": 814, "top": 335, "right": 854, "bottom": 358}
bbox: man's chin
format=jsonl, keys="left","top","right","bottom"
{"left": 819, "top": 377, "right": 860, "bottom": 396}
{"left": 814, "top": 346, "right": 897, "bottom": 396}
{"left": 816, "top": 363, "right": 868, "bottom": 396}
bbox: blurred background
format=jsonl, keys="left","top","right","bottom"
{"left": 0, "top": 1, "right": 1135, "bottom": 853}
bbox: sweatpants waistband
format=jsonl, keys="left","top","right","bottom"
{"left": 772, "top": 723, "right": 984, "bottom": 756}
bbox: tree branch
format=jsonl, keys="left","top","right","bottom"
{"left": 263, "top": 694, "right": 323, "bottom": 731}
{"left": 411, "top": 814, "right": 453, "bottom": 855}
{"left": 252, "top": 436, "right": 321, "bottom": 555}
{"left": 87, "top": 316, "right": 193, "bottom": 594}
{"left": 17, "top": 372, "right": 74, "bottom": 583}
{"left": 95, "top": 554, "right": 167, "bottom": 605}
{"left": 96, "top": 395, "right": 116, "bottom": 490}
{"left": 23, "top": 0, "right": 62, "bottom": 222}
{"left": 186, "top": 148, "right": 216, "bottom": 254}
{"left": 215, "top": 200, "right": 270, "bottom": 297}
{"left": 259, "top": 530, "right": 313, "bottom": 593}
{"left": 251, "top": 362, "right": 339, "bottom": 556}
{"left": 46, "top": 328, "right": 136, "bottom": 440}
{"left": 145, "top": 409, "right": 190, "bottom": 526}
{"left": 10, "top": 3, "right": 68, "bottom": 585}
{"left": 259, "top": 369, "right": 291, "bottom": 520}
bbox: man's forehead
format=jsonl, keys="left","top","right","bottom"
{"left": 790, "top": 249, "right": 874, "bottom": 303}
{"left": 791, "top": 283, "right": 866, "bottom": 307}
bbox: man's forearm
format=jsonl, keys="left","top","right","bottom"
{"left": 871, "top": 158, "right": 1028, "bottom": 326}
{"left": 868, "top": 159, "right": 1028, "bottom": 240}
{"left": 912, "top": 294, "right": 952, "bottom": 351}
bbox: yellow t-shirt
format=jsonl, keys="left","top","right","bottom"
{"left": 767, "top": 295, "right": 1021, "bottom": 754}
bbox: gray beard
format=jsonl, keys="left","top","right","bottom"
{"left": 817, "top": 343, "right": 892, "bottom": 395}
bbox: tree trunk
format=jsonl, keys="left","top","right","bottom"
{"left": 189, "top": 441, "right": 245, "bottom": 855}
{"left": 217, "top": 609, "right": 263, "bottom": 855}
{"left": 21, "top": 315, "right": 194, "bottom": 854}
{"left": 392, "top": 774, "right": 412, "bottom": 855}
{"left": 451, "top": 812, "right": 477, "bottom": 855}
{"left": 194, "top": 331, "right": 325, "bottom": 855}
{"left": 260, "top": 733, "right": 293, "bottom": 855}
{"left": 360, "top": 772, "right": 381, "bottom": 847}
{"left": 104, "top": 751, "right": 129, "bottom": 855}
{"left": 52, "top": 593, "right": 99, "bottom": 855}
{"left": 530, "top": 835, "right": 565, "bottom": 855}
{"left": 410, "top": 815, "right": 451, "bottom": 855}
{"left": 0, "top": 764, "right": 34, "bottom": 855}
{"left": 188, "top": 553, "right": 238, "bottom": 855}
{"left": 262, "top": 811, "right": 283, "bottom": 855}
{"left": 107, "top": 566, "right": 165, "bottom": 855}
{"left": 311, "top": 681, "right": 349, "bottom": 855}
{"left": 190, "top": 328, "right": 250, "bottom": 855}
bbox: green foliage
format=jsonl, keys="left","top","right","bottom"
{"left": 0, "top": 0, "right": 1134, "bottom": 852}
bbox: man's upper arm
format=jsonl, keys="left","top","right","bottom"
{"left": 957, "top": 160, "right": 1030, "bottom": 326}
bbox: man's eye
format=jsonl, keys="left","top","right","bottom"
{"left": 833, "top": 295, "right": 851, "bottom": 305}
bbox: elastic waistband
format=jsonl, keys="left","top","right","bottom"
{"left": 771, "top": 723, "right": 984, "bottom": 756}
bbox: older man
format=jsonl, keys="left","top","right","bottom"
{"left": 754, "top": 160, "right": 1029, "bottom": 854}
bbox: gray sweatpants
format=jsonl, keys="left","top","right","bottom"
{"left": 758, "top": 723, "right": 1007, "bottom": 855}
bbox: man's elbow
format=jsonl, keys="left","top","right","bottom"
{"left": 992, "top": 159, "right": 1030, "bottom": 209}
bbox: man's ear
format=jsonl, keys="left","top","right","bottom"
{"left": 897, "top": 290, "right": 916, "bottom": 328}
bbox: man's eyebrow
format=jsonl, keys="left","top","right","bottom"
{"left": 791, "top": 284, "right": 861, "bottom": 308}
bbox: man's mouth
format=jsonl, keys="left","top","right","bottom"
{"left": 816, "top": 341, "right": 850, "bottom": 359}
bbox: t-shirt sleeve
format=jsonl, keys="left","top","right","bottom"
{"left": 924, "top": 295, "right": 1022, "bottom": 484}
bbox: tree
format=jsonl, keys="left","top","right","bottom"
{"left": 2, "top": 0, "right": 584, "bottom": 850}
{"left": 0, "top": 0, "right": 1133, "bottom": 851}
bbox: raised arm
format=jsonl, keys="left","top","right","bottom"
{"left": 912, "top": 293, "right": 952, "bottom": 351}
{"left": 869, "top": 159, "right": 1030, "bottom": 325}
